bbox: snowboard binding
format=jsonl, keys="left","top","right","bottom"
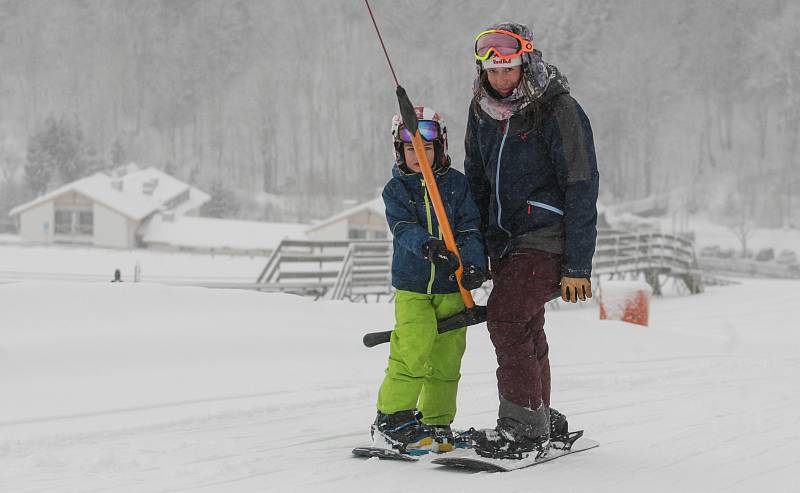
{"left": 550, "top": 430, "right": 584, "bottom": 451}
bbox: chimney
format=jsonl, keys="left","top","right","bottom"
{"left": 142, "top": 178, "right": 158, "bottom": 195}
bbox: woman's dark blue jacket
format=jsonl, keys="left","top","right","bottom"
{"left": 464, "top": 73, "right": 599, "bottom": 278}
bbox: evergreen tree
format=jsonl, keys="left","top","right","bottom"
{"left": 24, "top": 116, "right": 89, "bottom": 195}
{"left": 3, "top": 1, "right": 800, "bottom": 225}
{"left": 110, "top": 139, "right": 126, "bottom": 168}
{"left": 24, "top": 120, "right": 55, "bottom": 196}
{"left": 201, "top": 179, "right": 241, "bottom": 218}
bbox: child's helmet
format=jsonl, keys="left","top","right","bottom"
{"left": 390, "top": 106, "right": 451, "bottom": 174}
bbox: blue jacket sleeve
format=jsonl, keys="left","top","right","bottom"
{"left": 548, "top": 96, "right": 599, "bottom": 278}
{"left": 463, "top": 102, "right": 492, "bottom": 238}
{"left": 452, "top": 174, "right": 487, "bottom": 272}
{"left": 382, "top": 180, "right": 435, "bottom": 259}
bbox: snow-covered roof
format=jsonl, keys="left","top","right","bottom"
{"left": 305, "top": 197, "right": 385, "bottom": 233}
{"left": 122, "top": 167, "right": 193, "bottom": 205}
{"left": 141, "top": 214, "right": 308, "bottom": 252}
{"left": 8, "top": 166, "right": 210, "bottom": 221}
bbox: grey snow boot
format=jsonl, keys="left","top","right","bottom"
{"left": 471, "top": 417, "right": 550, "bottom": 460}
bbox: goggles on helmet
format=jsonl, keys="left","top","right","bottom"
{"left": 474, "top": 29, "right": 534, "bottom": 61}
{"left": 397, "top": 120, "right": 442, "bottom": 144}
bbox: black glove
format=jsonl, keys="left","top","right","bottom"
{"left": 422, "top": 239, "right": 460, "bottom": 275}
{"left": 460, "top": 264, "right": 488, "bottom": 290}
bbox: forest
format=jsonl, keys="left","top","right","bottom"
{"left": 0, "top": 0, "right": 798, "bottom": 228}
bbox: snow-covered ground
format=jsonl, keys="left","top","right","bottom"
{"left": 2, "top": 277, "right": 798, "bottom": 492}
{"left": 0, "top": 244, "right": 264, "bottom": 283}
{"left": 653, "top": 214, "right": 800, "bottom": 255}
{"left": 4, "top": 210, "right": 800, "bottom": 284}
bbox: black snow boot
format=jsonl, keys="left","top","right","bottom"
{"left": 472, "top": 417, "right": 550, "bottom": 460}
{"left": 549, "top": 407, "right": 569, "bottom": 443}
{"left": 371, "top": 410, "right": 432, "bottom": 452}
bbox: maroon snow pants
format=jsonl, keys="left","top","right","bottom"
{"left": 487, "top": 249, "right": 562, "bottom": 411}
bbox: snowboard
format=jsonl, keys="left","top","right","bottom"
{"left": 431, "top": 431, "right": 598, "bottom": 472}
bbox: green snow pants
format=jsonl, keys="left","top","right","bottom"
{"left": 376, "top": 290, "right": 467, "bottom": 425}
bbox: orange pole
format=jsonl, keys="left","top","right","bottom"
{"left": 410, "top": 132, "right": 475, "bottom": 309}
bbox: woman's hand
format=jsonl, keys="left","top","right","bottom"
{"left": 560, "top": 276, "right": 592, "bottom": 303}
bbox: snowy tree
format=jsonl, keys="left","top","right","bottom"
{"left": 0, "top": 129, "right": 30, "bottom": 231}
{"left": 201, "top": 179, "right": 242, "bottom": 219}
{"left": 110, "top": 140, "right": 126, "bottom": 168}
{"left": 24, "top": 116, "right": 89, "bottom": 194}
{"left": 2, "top": 1, "right": 800, "bottom": 225}
{"left": 747, "top": 1, "right": 800, "bottom": 227}
{"left": 24, "top": 125, "right": 54, "bottom": 196}
{"left": 724, "top": 174, "right": 758, "bottom": 258}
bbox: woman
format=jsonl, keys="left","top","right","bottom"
{"left": 463, "top": 22, "right": 600, "bottom": 459}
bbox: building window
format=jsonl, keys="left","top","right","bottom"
{"left": 54, "top": 210, "right": 73, "bottom": 234}
{"left": 78, "top": 211, "right": 93, "bottom": 235}
{"left": 348, "top": 229, "right": 367, "bottom": 240}
{"left": 54, "top": 209, "right": 93, "bottom": 236}
{"left": 348, "top": 228, "right": 388, "bottom": 240}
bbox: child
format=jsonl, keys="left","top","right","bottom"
{"left": 372, "top": 106, "right": 488, "bottom": 453}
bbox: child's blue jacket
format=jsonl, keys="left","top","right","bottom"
{"left": 382, "top": 165, "right": 486, "bottom": 294}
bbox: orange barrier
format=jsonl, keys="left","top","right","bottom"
{"left": 598, "top": 281, "right": 651, "bottom": 327}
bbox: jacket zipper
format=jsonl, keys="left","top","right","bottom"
{"left": 421, "top": 179, "right": 437, "bottom": 294}
{"left": 495, "top": 120, "right": 512, "bottom": 238}
{"left": 526, "top": 200, "right": 565, "bottom": 216}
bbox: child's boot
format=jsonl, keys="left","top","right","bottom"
{"left": 425, "top": 424, "right": 456, "bottom": 453}
{"left": 371, "top": 410, "right": 432, "bottom": 452}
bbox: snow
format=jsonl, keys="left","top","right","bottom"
{"left": 118, "top": 166, "right": 209, "bottom": 211}
{"left": 656, "top": 214, "right": 800, "bottom": 255}
{"left": 140, "top": 215, "right": 307, "bottom": 253}
{"left": 9, "top": 173, "right": 156, "bottom": 221}
{"left": 0, "top": 244, "right": 264, "bottom": 283}
{"left": 1, "top": 275, "right": 799, "bottom": 491}
{"left": 0, "top": 233, "right": 22, "bottom": 244}
{"left": 600, "top": 207, "right": 800, "bottom": 257}
{"left": 8, "top": 167, "right": 210, "bottom": 222}
{"left": 305, "top": 197, "right": 384, "bottom": 234}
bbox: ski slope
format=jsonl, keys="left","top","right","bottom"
{"left": 1, "top": 279, "right": 798, "bottom": 492}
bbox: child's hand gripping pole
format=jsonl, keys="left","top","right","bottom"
{"left": 396, "top": 86, "right": 474, "bottom": 309}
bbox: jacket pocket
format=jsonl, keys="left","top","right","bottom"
{"left": 526, "top": 200, "right": 564, "bottom": 216}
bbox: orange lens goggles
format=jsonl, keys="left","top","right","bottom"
{"left": 474, "top": 29, "right": 534, "bottom": 61}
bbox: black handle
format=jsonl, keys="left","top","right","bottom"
{"left": 396, "top": 85, "right": 418, "bottom": 135}
{"left": 361, "top": 291, "right": 561, "bottom": 348}
{"left": 361, "top": 306, "right": 485, "bottom": 348}
{"left": 363, "top": 330, "right": 392, "bottom": 348}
